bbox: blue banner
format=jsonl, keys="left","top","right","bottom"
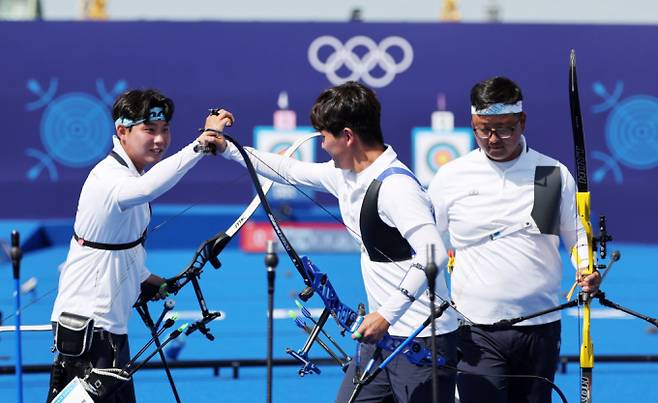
{"left": 1, "top": 21, "right": 656, "bottom": 242}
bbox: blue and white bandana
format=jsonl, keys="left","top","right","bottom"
{"left": 471, "top": 100, "right": 523, "bottom": 115}
{"left": 114, "top": 107, "right": 167, "bottom": 128}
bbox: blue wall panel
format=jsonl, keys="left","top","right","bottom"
{"left": 1, "top": 22, "right": 656, "bottom": 242}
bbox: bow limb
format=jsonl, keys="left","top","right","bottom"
{"left": 221, "top": 132, "right": 361, "bottom": 330}
{"left": 136, "top": 132, "right": 322, "bottom": 343}
{"left": 569, "top": 49, "right": 595, "bottom": 403}
{"left": 221, "top": 133, "right": 315, "bottom": 289}
{"left": 222, "top": 133, "right": 362, "bottom": 332}
{"left": 135, "top": 135, "right": 321, "bottom": 344}
{"left": 222, "top": 132, "right": 322, "bottom": 240}
{"left": 224, "top": 133, "right": 454, "bottom": 374}
{"left": 168, "top": 132, "right": 321, "bottom": 288}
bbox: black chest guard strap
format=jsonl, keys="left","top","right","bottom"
{"left": 359, "top": 167, "right": 421, "bottom": 262}
{"left": 73, "top": 151, "right": 150, "bottom": 251}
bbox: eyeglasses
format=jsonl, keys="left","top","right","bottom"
{"left": 472, "top": 120, "right": 520, "bottom": 140}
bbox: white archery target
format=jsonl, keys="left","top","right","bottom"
{"left": 254, "top": 127, "right": 317, "bottom": 201}
{"left": 412, "top": 128, "right": 473, "bottom": 186}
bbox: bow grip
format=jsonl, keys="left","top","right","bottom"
{"left": 208, "top": 233, "right": 232, "bottom": 269}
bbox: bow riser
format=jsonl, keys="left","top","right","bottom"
{"left": 292, "top": 256, "right": 445, "bottom": 373}
{"left": 302, "top": 256, "right": 358, "bottom": 330}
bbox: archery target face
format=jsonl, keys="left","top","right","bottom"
{"left": 427, "top": 142, "right": 460, "bottom": 171}
{"left": 412, "top": 128, "right": 473, "bottom": 186}
{"left": 253, "top": 127, "right": 317, "bottom": 201}
{"left": 605, "top": 95, "right": 658, "bottom": 170}
{"left": 40, "top": 92, "right": 113, "bottom": 167}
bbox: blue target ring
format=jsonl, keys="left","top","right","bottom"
{"left": 426, "top": 143, "right": 460, "bottom": 172}
{"left": 605, "top": 95, "right": 658, "bottom": 170}
{"left": 40, "top": 92, "right": 113, "bottom": 167}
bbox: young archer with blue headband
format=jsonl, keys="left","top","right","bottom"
{"left": 47, "top": 89, "right": 232, "bottom": 402}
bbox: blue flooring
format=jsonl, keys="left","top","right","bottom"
{"left": 0, "top": 223, "right": 657, "bottom": 402}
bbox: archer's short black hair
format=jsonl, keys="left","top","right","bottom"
{"left": 470, "top": 76, "right": 523, "bottom": 110}
{"left": 310, "top": 81, "right": 384, "bottom": 147}
{"left": 111, "top": 88, "right": 174, "bottom": 126}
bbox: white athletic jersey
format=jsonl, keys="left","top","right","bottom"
{"left": 223, "top": 143, "right": 459, "bottom": 336}
{"left": 51, "top": 137, "right": 204, "bottom": 334}
{"left": 428, "top": 136, "right": 587, "bottom": 325}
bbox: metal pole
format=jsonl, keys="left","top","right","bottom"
{"left": 265, "top": 240, "right": 278, "bottom": 403}
{"left": 425, "top": 244, "right": 438, "bottom": 403}
{"left": 10, "top": 231, "right": 23, "bottom": 403}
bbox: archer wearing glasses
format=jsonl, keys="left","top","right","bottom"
{"left": 428, "top": 76, "right": 601, "bottom": 403}
{"left": 472, "top": 119, "right": 521, "bottom": 139}
{"left": 471, "top": 111, "right": 524, "bottom": 161}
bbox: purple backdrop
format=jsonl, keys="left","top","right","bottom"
{"left": 1, "top": 21, "right": 656, "bottom": 243}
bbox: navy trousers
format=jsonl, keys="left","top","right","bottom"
{"left": 456, "top": 321, "right": 561, "bottom": 403}
{"left": 335, "top": 331, "right": 458, "bottom": 403}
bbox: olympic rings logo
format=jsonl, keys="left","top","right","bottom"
{"left": 308, "top": 35, "right": 414, "bottom": 88}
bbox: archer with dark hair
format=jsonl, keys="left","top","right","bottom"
{"left": 310, "top": 81, "right": 385, "bottom": 148}
{"left": 47, "top": 89, "right": 231, "bottom": 402}
{"left": 211, "top": 81, "right": 459, "bottom": 403}
{"left": 111, "top": 89, "right": 175, "bottom": 126}
{"left": 470, "top": 75, "right": 523, "bottom": 111}
{"left": 428, "top": 76, "right": 600, "bottom": 403}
